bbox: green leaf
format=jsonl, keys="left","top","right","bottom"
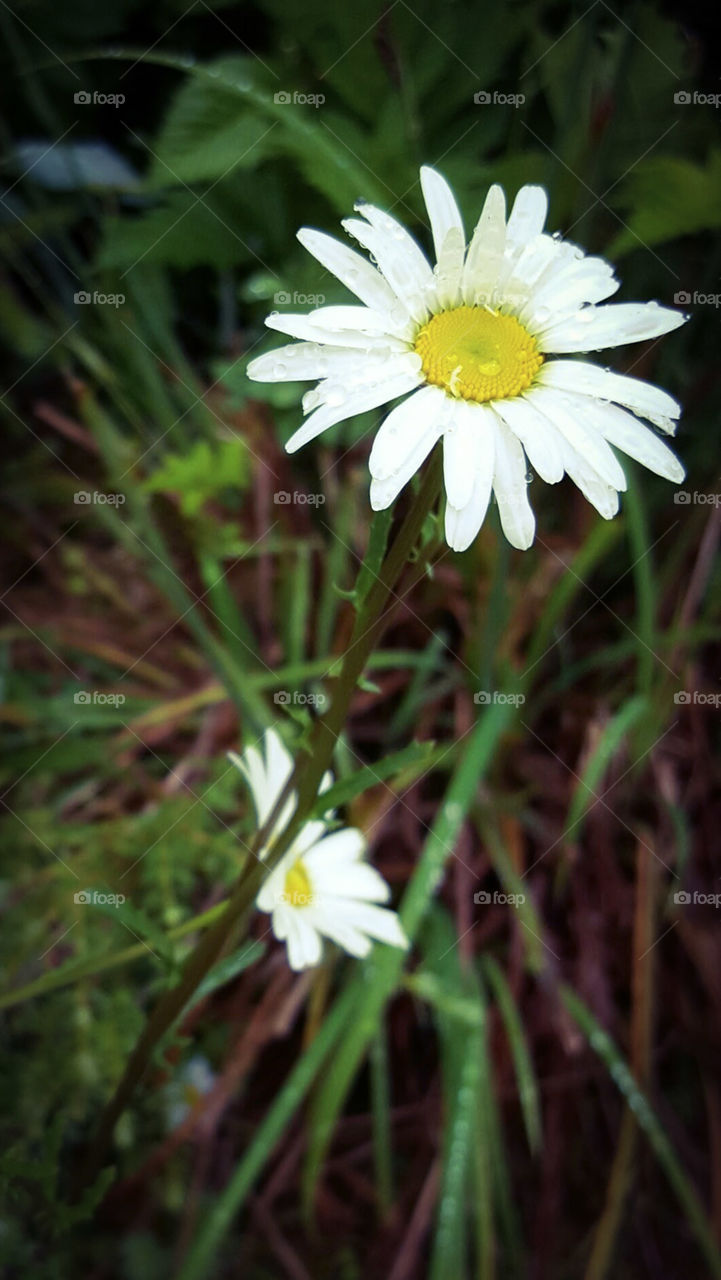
{"left": 609, "top": 150, "right": 721, "bottom": 256}
{"left": 148, "top": 55, "right": 279, "bottom": 187}
{"left": 308, "top": 739, "right": 441, "bottom": 818}
{"left": 142, "top": 437, "right": 250, "bottom": 516}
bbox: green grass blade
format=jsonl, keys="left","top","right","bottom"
{"left": 562, "top": 693, "right": 648, "bottom": 844}
{"left": 561, "top": 984, "right": 721, "bottom": 1278}
{"left": 482, "top": 955, "right": 542, "bottom": 1154}
{"left": 177, "top": 985, "right": 357, "bottom": 1280}
{"left": 301, "top": 703, "right": 515, "bottom": 1218}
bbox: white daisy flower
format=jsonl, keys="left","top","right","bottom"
{"left": 229, "top": 729, "right": 408, "bottom": 971}
{"left": 247, "top": 166, "right": 687, "bottom": 551}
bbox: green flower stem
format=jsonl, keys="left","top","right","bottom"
{"left": 78, "top": 449, "right": 444, "bottom": 1193}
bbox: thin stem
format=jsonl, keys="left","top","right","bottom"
{"left": 77, "top": 448, "right": 444, "bottom": 1192}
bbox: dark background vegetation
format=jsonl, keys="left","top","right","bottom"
{"left": 1, "top": 0, "right": 720, "bottom": 1276}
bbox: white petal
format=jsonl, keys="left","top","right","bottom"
{"left": 301, "top": 353, "right": 422, "bottom": 415}
{"left": 491, "top": 417, "right": 535, "bottom": 549}
{"left": 257, "top": 855, "right": 292, "bottom": 912}
{"left": 369, "top": 386, "right": 446, "bottom": 508}
{"left": 297, "top": 227, "right": 401, "bottom": 319}
{"left": 249, "top": 342, "right": 404, "bottom": 384}
{"left": 286, "top": 370, "right": 423, "bottom": 454}
{"left": 331, "top": 899, "right": 409, "bottom": 951}
{"left": 303, "top": 827, "right": 366, "bottom": 868}
{"left": 523, "top": 258, "right": 619, "bottom": 327}
{"left": 291, "top": 819, "right": 330, "bottom": 858}
{"left": 227, "top": 746, "right": 264, "bottom": 815}
{"left": 312, "top": 862, "right": 391, "bottom": 902}
{"left": 444, "top": 404, "right": 495, "bottom": 552}
{"left": 578, "top": 399, "right": 685, "bottom": 482}
{"left": 462, "top": 184, "right": 507, "bottom": 305}
{"left": 265, "top": 311, "right": 407, "bottom": 349}
{"left": 264, "top": 728, "right": 294, "bottom": 794}
{"left": 536, "top": 359, "right": 681, "bottom": 431}
{"left": 526, "top": 386, "right": 627, "bottom": 491}
{"left": 304, "top": 304, "right": 412, "bottom": 341}
{"left": 506, "top": 185, "right": 548, "bottom": 244}
{"left": 558, "top": 436, "right": 620, "bottom": 519}
{"left": 369, "top": 384, "right": 445, "bottom": 481}
{"left": 433, "top": 226, "right": 465, "bottom": 310}
{"left": 491, "top": 394, "right": 564, "bottom": 484}
{"left": 497, "top": 233, "right": 559, "bottom": 309}
{"left": 269, "top": 898, "right": 292, "bottom": 937}
{"left": 310, "top": 909, "right": 372, "bottom": 958}
{"left": 443, "top": 400, "right": 482, "bottom": 509}
{"left": 342, "top": 215, "right": 432, "bottom": 324}
{"left": 538, "top": 302, "right": 686, "bottom": 353}
{"left": 420, "top": 165, "right": 464, "bottom": 260}
{"left": 284, "top": 910, "right": 322, "bottom": 970}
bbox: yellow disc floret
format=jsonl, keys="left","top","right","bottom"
{"left": 414, "top": 305, "right": 543, "bottom": 403}
{"left": 283, "top": 859, "right": 313, "bottom": 907}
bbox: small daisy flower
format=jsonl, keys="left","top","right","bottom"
{"left": 230, "top": 730, "right": 408, "bottom": 971}
{"left": 248, "top": 166, "right": 687, "bottom": 551}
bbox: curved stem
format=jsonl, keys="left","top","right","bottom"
{"left": 77, "top": 448, "right": 444, "bottom": 1192}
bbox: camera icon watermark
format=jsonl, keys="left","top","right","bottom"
{"left": 473, "top": 691, "right": 525, "bottom": 706}
{"left": 74, "top": 89, "right": 125, "bottom": 107}
{"left": 674, "top": 890, "right": 721, "bottom": 907}
{"left": 673, "top": 690, "right": 721, "bottom": 708}
{"left": 74, "top": 690, "right": 126, "bottom": 707}
{"left": 74, "top": 490, "right": 125, "bottom": 506}
{"left": 673, "top": 290, "right": 721, "bottom": 308}
{"left": 273, "top": 90, "right": 325, "bottom": 108}
{"left": 74, "top": 889, "right": 126, "bottom": 906}
{"left": 674, "top": 90, "right": 721, "bottom": 108}
{"left": 273, "top": 690, "right": 327, "bottom": 709}
{"left": 673, "top": 490, "right": 721, "bottom": 507}
{"left": 473, "top": 90, "right": 525, "bottom": 107}
{"left": 273, "top": 291, "right": 325, "bottom": 307}
{"left": 273, "top": 490, "right": 326, "bottom": 507}
{"left": 474, "top": 889, "right": 526, "bottom": 905}
{"left": 74, "top": 290, "right": 125, "bottom": 308}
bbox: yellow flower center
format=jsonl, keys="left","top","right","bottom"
{"left": 282, "top": 859, "right": 313, "bottom": 907}
{"left": 414, "top": 305, "right": 543, "bottom": 403}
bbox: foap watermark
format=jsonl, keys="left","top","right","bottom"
{"left": 674, "top": 490, "right": 721, "bottom": 507}
{"left": 674, "top": 90, "right": 721, "bottom": 108}
{"left": 474, "top": 90, "right": 525, "bottom": 108}
{"left": 74, "top": 490, "right": 125, "bottom": 506}
{"left": 274, "top": 690, "right": 327, "bottom": 709}
{"left": 274, "top": 490, "right": 326, "bottom": 507}
{"left": 74, "top": 690, "right": 126, "bottom": 707}
{"left": 674, "top": 690, "right": 721, "bottom": 708}
{"left": 474, "top": 889, "right": 526, "bottom": 906}
{"left": 273, "top": 291, "right": 325, "bottom": 306}
{"left": 674, "top": 890, "right": 721, "bottom": 907}
{"left": 274, "top": 90, "right": 325, "bottom": 108}
{"left": 474, "top": 691, "right": 525, "bottom": 706}
{"left": 674, "top": 290, "right": 721, "bottom": 308}
{"left": 74, "top": 290, "right": 125, "bottom": 308}
{"left": 74, "top": 90, "right": 126, "bottom": 108}
{"left": 74, "top": 889, "right": 126, "bottom": 906}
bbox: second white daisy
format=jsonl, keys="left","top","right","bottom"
{"left": 230, "top": 730, "right": 408, "bottom": 972}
